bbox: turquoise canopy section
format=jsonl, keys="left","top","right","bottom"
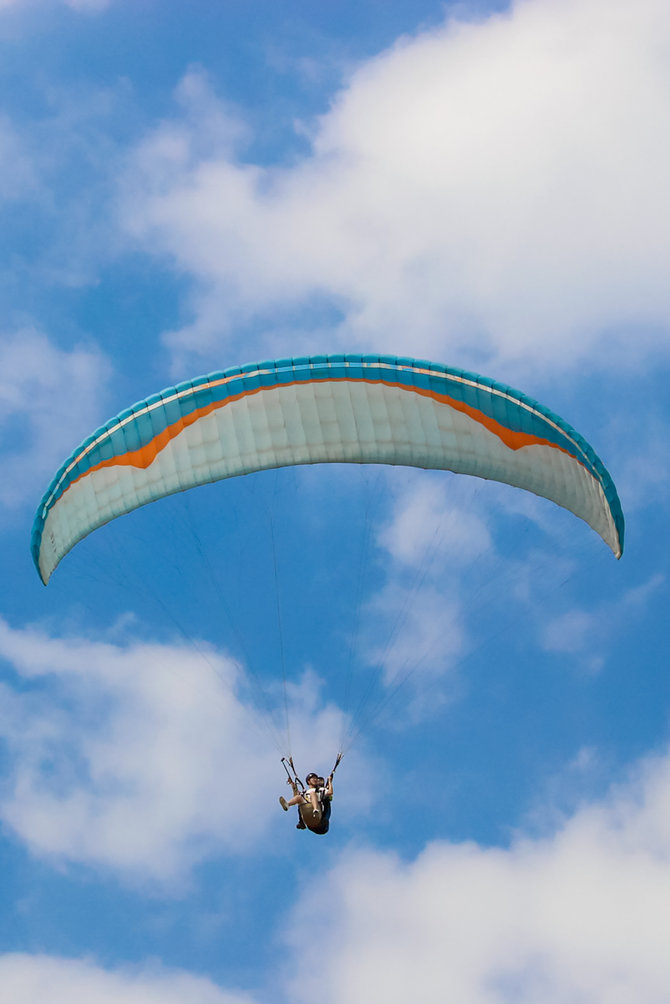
{"left": 32, "top": 354, "right": 624, "bottom": 583}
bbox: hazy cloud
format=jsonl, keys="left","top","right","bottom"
{"left": 541, "top": 572, "right": 665, "bottom": 666}
{"left": 0, "top": 0, "right": 110, "bottom": 11}
{"left": 0, "top": 114, "right": 39, "bottom": 201}
{"left": 0, "top": 329, "right": 109, "bottom": 510}
{"left": 377, "top": 477, "right": 493, "bottom": 568}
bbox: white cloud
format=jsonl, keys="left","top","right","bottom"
{"left": 361, "top": 475, "right": 517, "bottom": 699}
{"left": 124, "top": 0, "right": 670, "bottom": 376}
{"left": 354, "top": 476, "right": 483, "bottom": 701}
{"left": 0, "top": 329, "right": 109, "bottom": 510}
{"left": 0, "top": 954, "right": 254, "bottom": 1004}
{"left": 283, "top": 746, "right": 670, "bottom": 1003}
{"left": 0, "top": 617, "right": 361, "bottom": 882}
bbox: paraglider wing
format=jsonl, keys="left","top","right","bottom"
{"left": 32, "top": 354, "right": 624, "bottom": 584}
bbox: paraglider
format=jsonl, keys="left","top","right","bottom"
{"left": 31, "top": 353, "right": 624, "bottom": 834}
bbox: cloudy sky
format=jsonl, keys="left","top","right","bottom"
{"left": 1, "top": 0, "right": 670, "bottom": 1001}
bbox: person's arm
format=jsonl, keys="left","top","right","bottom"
{"left": 325, "top": 774, "right": 334, "bottom": 798}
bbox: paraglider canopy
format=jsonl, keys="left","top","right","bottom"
{"left": 31, "top": 354, "right": 624, "bottom": 585}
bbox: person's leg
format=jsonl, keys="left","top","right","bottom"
{"left": 280, "top": 793, "right": 307, "bottom": 811}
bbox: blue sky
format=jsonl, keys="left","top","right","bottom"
{"left": 1, "top": 0, "right": 670, "bottom": 1000}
